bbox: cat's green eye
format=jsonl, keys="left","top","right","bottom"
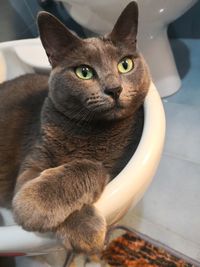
{"left": 75, "top": 66, "right": 94, "bottom": 80}
{"left": 118, "top": 57, "right": 134, "bottom": 74}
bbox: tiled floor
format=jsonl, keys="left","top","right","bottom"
{"left": 121, "top": 39, "right": 200, "bottom": 263}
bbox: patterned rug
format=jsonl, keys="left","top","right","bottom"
{"left": 100, "top": 226, "right": 199, "bottom": 267}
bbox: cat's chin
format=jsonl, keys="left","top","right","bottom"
{"left": 90, "top": 100, "right": 133, "bottom": 121}
{"left": 105, "top": 110, "right": 131, "bottom": 121}
{"left": 93, "top": 106, "right": 131, "bottom": 122}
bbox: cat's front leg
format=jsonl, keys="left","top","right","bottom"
{"left": 56, "top": 204, "right": 107, "bottom": 254}
{"left": 13, "top": 159, "right": 109, "bottom": 232}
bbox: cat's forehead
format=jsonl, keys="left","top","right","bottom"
{"left": 84, "top": 37, "right": 118, "bottom": 56}
{"left": 84, "top": 37, "right": 135, "bottom": 57}
{"left": 69, "top": 37, "right": 129, "bottom": 65}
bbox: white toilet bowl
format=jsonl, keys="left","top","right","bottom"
{"left": 57, "top": 0, "right": 197, "bottom": 97}
{"left": 0, "top": 38, "right": 165, "bottom": 255}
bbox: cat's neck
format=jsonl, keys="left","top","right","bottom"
{"left": 41, "top": 97, "right": 138, "bottom": 137}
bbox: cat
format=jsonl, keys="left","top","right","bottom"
{"left": 0, "top": 1, "right": 150, "bottom": 254}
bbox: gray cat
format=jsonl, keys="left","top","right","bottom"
{"left": 0, "top": 1, "right": 150, "bottom": 254}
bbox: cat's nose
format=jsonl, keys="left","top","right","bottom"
{"left": 104, "top": 86, "right": 122, "bottom": 100}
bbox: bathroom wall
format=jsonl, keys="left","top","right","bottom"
{"left": 1, "top": 0, "right": 200, "bottom": 42}
{"left": 0, "top": 0, "right": 89, "bottom": 42}
{"left": 168, "top": 0, "right": 200, "bottom": 38}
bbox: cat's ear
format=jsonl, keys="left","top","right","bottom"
{"left": 37, "top": 12, "right": 82, "bottom": 67}
{"left": 109, "top": 1, "right": 138, "bottom": 46}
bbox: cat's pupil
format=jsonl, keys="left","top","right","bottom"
{"left": 82, "top": 67, "right": 88, "bottom": 77}
{"left": 122, "top": 60, "right": 128, "bottom": 70}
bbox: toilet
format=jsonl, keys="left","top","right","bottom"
{"left": 0, "top": 38, "right": 165, "bottom": 255}
{"left": 57, "top": 0, "right": 197, "bottom": 97}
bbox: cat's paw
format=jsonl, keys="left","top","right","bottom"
{"left": 13, "top": 160, "right": 109, "bottom": 232}
{"left": 56, "top": 204, "right": 107, "bottom": 254}
{"left": 12, "top": 175, "right": 71, "bottom": 232}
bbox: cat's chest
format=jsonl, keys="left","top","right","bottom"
{"left": 53, "top": 124, "right": 133, "bottom": 168}
{"left": 65, "top": 131, "right": 129, "bottom": 159}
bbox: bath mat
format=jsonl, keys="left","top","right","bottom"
{"left": 101, "top": 227, "right": 199, "bottom": 267}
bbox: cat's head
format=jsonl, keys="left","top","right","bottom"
{"left": 37, "top": 1, "right": 150, "bottom": 122}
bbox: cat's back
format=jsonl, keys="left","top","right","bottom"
{"left": 0, "top": 73, "right": 48, "bottom": 206}
{"left": 0, "top": 73, "right": 49, "bottom": 153}
{"left": 0, "top": 73, "right": 48, "bottom": 139}
{"left": 0, "top": 73, "right": 48, "bottom": 108}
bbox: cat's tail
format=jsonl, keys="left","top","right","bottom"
{"left": 56, "top": 204, "right": 107, "bottom": 254}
